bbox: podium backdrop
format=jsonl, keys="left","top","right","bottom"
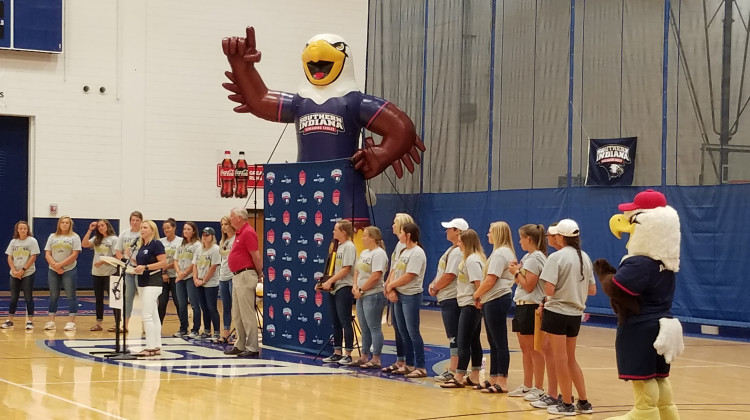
{"left": 262, "top": 159, "right": 363, "bottom": 354}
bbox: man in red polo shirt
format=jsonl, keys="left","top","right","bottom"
{"left": 225, "top": 207, "right": 263, "bottom": 357}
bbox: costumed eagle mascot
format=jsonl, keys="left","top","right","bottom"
{"left": 221, "top": 27, "right": 424, "bottom": 227}
{"left": 594, "top": 189, "right": 684, "bottom": 420}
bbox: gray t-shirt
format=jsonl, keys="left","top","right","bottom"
{"left": 219, "top": 236, "right": 235, "bottom": 281}
{"left": 457, "top": 253, "right": 484, "bottom": 307}
{"left": 177, "top": 241, "right": 201, "bottom": 280}
{"left": 5, "top": 237, "right": 41, "bottom": 276}
{"left": 160, "top": 236, "right": 183, "bottom": 278}
{"left": 392, "top": 246, "right": 427, "bottom": 295}
{"left": 44, "top": 234, "right": 82, "bottom": 271}
{"left": 88, "top": 235, "right": 118, "bottom": 276}
{"left": 480, "top": 247, "right": 515, "bottom": 304}
{"left": 115, "top": 230, "right": 140, "bottom": 261}
{"left": 435, "top": 246, "right": 461, "bottom": 302}
{"left": 193, "top": 244, "right": 221, "bottom": 287}
{"left": 539, "top": 246, "right": 595, "bottom": 316}
{"left": 355, "top": 247, "right": 388, "bottom": 297}
{"left": 513, "top": 250, "right": 547, "bottom": 303}
{"left": 390, "top": 242, "right": 406, "bottom": 272}
{"left": 332, "top": 240, "right": 356, "bottom": 294}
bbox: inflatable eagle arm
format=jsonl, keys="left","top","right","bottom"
{"left": 221, "top": 27, "right": 425, "bottom": 180}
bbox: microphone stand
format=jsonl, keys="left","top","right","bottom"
{"left": 106, "top": 242, "right": 141, "bottom": 360}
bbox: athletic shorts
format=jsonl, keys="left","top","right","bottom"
{"left": 541, "top": 308, "right": 581, "bottom": 338}
{"left": 511, "top": 304, "right": 538, "bottom": 335}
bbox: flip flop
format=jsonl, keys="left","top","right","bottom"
{"left": 406, "top": 369, "right": 428, "bottom": 378}
{"left": 473, "top": 380, "right": 492, "bottom": 390}
{"left": 481, "top": 384, "right": 506, "bottom": 394}
{"left": 440, "top": 378, "right": 465, "bottom": 389}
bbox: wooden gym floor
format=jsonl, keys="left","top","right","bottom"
{"left": 0, "top": 294, "right": 748, "bottom": 419}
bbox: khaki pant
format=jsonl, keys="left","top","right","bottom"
{"left": 231, "top": 270, "right": 259, "bottom": 352}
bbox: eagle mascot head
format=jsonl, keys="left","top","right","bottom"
{"left": 298, "top": 34, "right": 360, "bottom": 104}
{"left": 609, "top": 189, "right": 681, "bottom": 272}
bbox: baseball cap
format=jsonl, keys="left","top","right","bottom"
{"left": 441, "top": 218, "right": 469, "bottom": 231}
{"left": 547, "top": 219, "right": 579, "bottom": 237}
{"left": 202, "top": 226, "right": 216, "bottom": 236}
{"left": 618, "top": 189, "right": 667, "bottom": 211}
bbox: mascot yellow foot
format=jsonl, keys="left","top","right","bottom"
{"left": 606, "top": 379, "right": 680, "bottom": 420}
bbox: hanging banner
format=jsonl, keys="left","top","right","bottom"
{"left": 586, "top": 137, "right": 637, "bottom": 186}
{"left": 262, "top": 158, "right": 362, "bottom": 354}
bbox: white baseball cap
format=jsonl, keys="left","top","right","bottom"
{"left": 441, "top": 218, "right": 469, "bottom": 231}
{"left": 548, "top": 219, "right": 580, "bottom": 237}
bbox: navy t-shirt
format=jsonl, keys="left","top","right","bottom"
{"left": 135, "top": 240, "right": 165, "bottom": 287}
{"left": 612, "top": 255, "right": 675, "bottom": 322}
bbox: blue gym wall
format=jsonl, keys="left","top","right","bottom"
{"left": 372, "top": 184, "right": 750, "bottom": 329}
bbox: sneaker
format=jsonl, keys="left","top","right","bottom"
{"left": 199, "top": 332, "right": 212, "bottom": 340}
{"left": 187, "top": 331, "right": 199, "bottom": 339}
{"left": 173, "top": 331, "right": 187, "bottom": 338}
{"left": 1, "top": 321, "right": 13, "bottom": 329}
{"left": 531, "top": 393, "right": 560, "bottom": 409}
{"left": 508, "top": 384, "right": 531, "bottom": 397}
{"left": 433, "top": 369, "right": 454, "bottom": 382}
{"left": 576, "top": 400, "right": 593, "bottom": 414}
{"left": 547, "top": 401, "right": 577, "bottom": 416}
{"left": 64, "top": 322, "right": 76, "bottom": 331}
{"left": 338, "top": 355, "right": 353, "bottom": 365}
{"left": 321, "top": 354, "right": 343, "bottom": 363}
{"left": 44, "top": 321, "right": 56, "bottom": 330}
{"left": 523, "top": 387, "right": 545, "bottom": 401}
{"left": 25, "top": 321, "right": 34, "bottom": 330}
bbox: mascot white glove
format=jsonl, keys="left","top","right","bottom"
{"left": 653, "top": 317, "right": 685, "bottom": 364}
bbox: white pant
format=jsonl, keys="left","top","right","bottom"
{"left": 138, "top": 286, "right": 163, "bottom": 350}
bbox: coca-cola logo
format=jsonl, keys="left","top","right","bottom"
{"left": 299, "top": 329, "right": 306, "bottom": 344}
{"left": 219, "top": 168, "right": 235, "bottom": 179}
{"left": 267, "top": 191, "right": 275, "bottom": 206}
{"left": 268, "top": 305, "right": 274, "bottom": 319}
{"left": 315, "top": 211, "right": 323, "bottom": 226}
{"left": 268, "top": 266, "right": 276, "bottom": 281}
{"left": 266, "top": 229, "right": 275, "bottom": 244}
{"left": 235, "top": 168, "right": 249, "bottom": 177}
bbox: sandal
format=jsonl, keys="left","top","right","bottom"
{"left": 381, "top": 363, "right": 401, "bottom": 373}
{"left": 360, "top": 361, "right": 382, "bottom": 370}
{"left": 406, "top": 369, "right": 428, "bottom": 378}
{"left": 464, "top": 378, "right": 478, "bottom": 387}
{"left": 391, "top": 366, "right": 414, "bottom": 376}
{"left": 90, "top": 325, "right": 103, "bottom": 332}
{"left": 347, "top": 359, "right": 367, "bottom": 367}
{"left": 481, "top": 384, "right": 506, "bottom": 394}
{"left": 473, "top": 380, "right": 492, "bottom": 390}
{"left": 440, "top": 378, "right": 465, "bottom": 389}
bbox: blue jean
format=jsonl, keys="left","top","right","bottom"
{"left": 219, "top": 279, "right": 233, "bottom": 330}
{"left": 196, "top": 285, "right": 220, "bottom": 333}
{"left": 439, "top": 298, "right": 460, "bottom": 356}
{"left": 329, "top": 286, "right": 354, "bottom": 351}
{"left": 392, "top": 292, "right": 425, "bottom": 368}
{"left": 175, "top": 279, "right": 189, "bottom": 332}
{"left": 356, "top": 292, "right": 387, "bottom": 356}
{"left": 483, "top": 294, "right": 512, "bottom": 377}
{"left": 185, "top": 278, "right": 202, "bottom": 333}
{"left": 457, "top": 305, "right": 483, "bottom": 374}
{"left": 123, "top": 273, "right": 136, "bottom": 318}
{"left": 48, "top": 268, "right": 77, "bottom": 315}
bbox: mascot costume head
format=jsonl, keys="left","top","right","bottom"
{"left": 595, "top": 189, "right": 683, "bottom": 420}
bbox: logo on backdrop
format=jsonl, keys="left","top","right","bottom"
{"left": 586, "top": 137, "right": 637, "bottom": 187}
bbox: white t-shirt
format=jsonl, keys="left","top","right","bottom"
{"left": 539, "top": 246, "right": 595, "bottom": 316}
{"left": 160, "top": 236, "right": 183, "bottom": 278}
{"left": 193, "top": 244, "right": 221, "bottom": 287}
{"left": 219, "top": 236, "right": 235, "bottom": 281}
{"left": 355, "top": 247, "right": 388, "bottom": 297}
{"left": 88, "top": 235, "right": 118, "bottom": 276}
{"left": 457, "top": 253, "right": 484, "bottom": 307}
{"left": 44, "top": 234, "right": 82, "bottom": 271}
{"left": 435, "top": 246, "right": 461, "bottom": 302}
{"left": 115, "top": 230, "right": 140, "bottom": 261}
{"left": 177, "top": 241, "right": 201, "bottom": 280}
{"left": 480, "top": 246, "right": 515, "bottom": 304}
{"left": 5, "top": 237, "right": 41, "bottom": 276}
{"left": 513, "top": 250, "right": 547, "bottom": 303}
{"left": 332, "top": 240, "right": 356, "bottom": 294}
{"left": 392, "top": 246, "right": 426, "bottom": 295}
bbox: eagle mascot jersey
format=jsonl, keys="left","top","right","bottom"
{"left": 594, "top": 189, "right": 683, "bottom": 420}
{"left": 221, "top": 28, "right": 425, "bottom": 225}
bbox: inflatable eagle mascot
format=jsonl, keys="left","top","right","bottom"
{"left": 221, "top": 27, "right": 424, "bottom": 226}
{"left": 594, "top": 189, "right": 684, "bottom": 420}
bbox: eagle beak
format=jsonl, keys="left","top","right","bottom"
{"left": 609, "top": 214, "right": 634, "bottom": 239}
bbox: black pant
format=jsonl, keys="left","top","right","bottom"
{"left": 329, "top": 286, "right": 354, "bottom": 351}
{"left": 483, "top": 294, "right": 512, "bottom": 377}
{"left": 158, "top": 277, "right": 178, "bottom": 324}
{"left": 457, "top": 305, "right": 483, "bottom": 373}
{"left": 9, "top": 274, "right": 34, "bottom": 315}
{"left": 91, "top": 275, "right": 110, "bottom": 321}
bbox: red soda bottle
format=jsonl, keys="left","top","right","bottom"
{"left": 235, "top": 151, "right": 249, "bottom": 198}
{"left": 220, "top": 151, "right": 235, "bottom": 198}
